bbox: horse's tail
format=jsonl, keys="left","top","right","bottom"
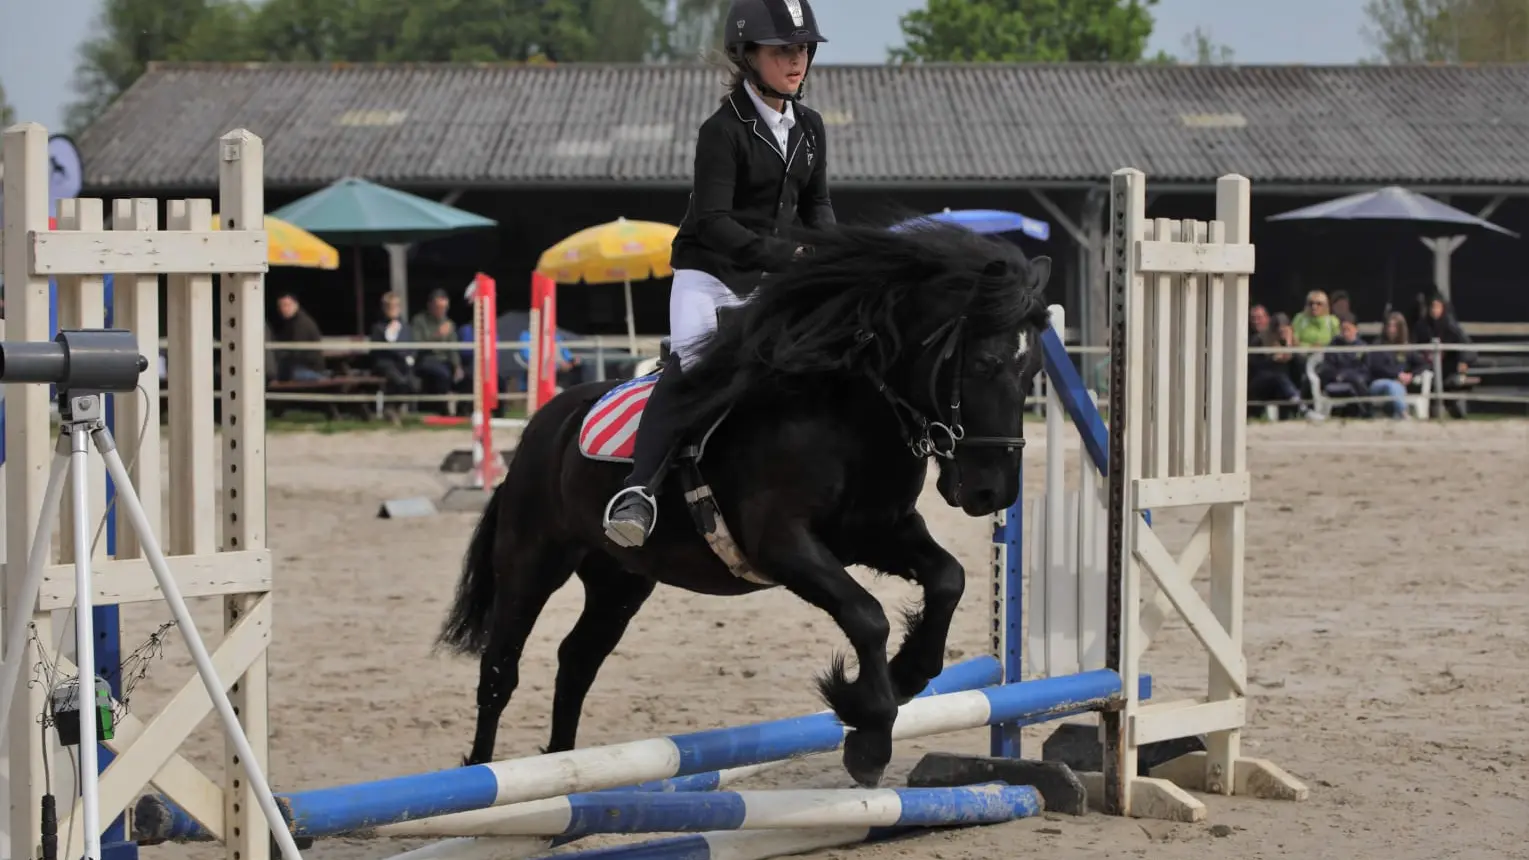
{"left": 435, "top": 484, "right": 506, "bottom": 656}
{"left": 435, "top": 397, "right": 571, "bottom": 656}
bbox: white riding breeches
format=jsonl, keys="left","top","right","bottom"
{"left": 669, "top": 268, "right": 746, "bottom": 369}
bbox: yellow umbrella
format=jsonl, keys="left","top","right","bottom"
{"left": 212, "top": 214, "right": 341, "bottom": 270}
{"left": 536, "top": 217, "right": 678, "bottom": 352}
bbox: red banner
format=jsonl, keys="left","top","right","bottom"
{"left": 530, "top": 272, "right": 558, "bottom": 411}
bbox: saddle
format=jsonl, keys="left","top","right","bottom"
{"left": 577, "top": 320, "right": 765, "bottom": 585}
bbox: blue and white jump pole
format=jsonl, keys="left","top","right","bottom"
{"left": 373, "top": 783, "right": 1041, "bottom": 860}
{"left": 348, "top": 783, "right": 1043, "bottom": 840}
{"left": 137, "top": 656, "right": 1124, "bottom": 841}
{"left": 136, "top": 654, "right": 1007, "bottom": 841}
{"left": 139, "top": 667, "right": 1126, "bottom": 841}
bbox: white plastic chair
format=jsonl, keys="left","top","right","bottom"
{"left": 1308, "top": 353, "right": 1433, "bottom": 419}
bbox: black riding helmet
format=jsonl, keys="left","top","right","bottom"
{"left": 725, "top": 0, "right": 827, "bottom": 103}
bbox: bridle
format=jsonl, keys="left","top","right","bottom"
{"left": 858, "top": 313, "right": 1028, "bottom": 461}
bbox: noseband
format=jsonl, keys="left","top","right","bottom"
{"left": 858, "top": 315, "right": 1028, "bottom": 461}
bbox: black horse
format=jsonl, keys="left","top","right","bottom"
{"left": 438, "top": 220, "right": 1052, "bottom": 787}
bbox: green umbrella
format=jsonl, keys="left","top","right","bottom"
{"left": 272, "top": 177, "right": 496, "bottom": 243}
{"left": 272, "top": 177, "right": 498, "bottom": 332}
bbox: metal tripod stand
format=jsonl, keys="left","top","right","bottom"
{"left": 0, "top": 374, "right": 304, "bottom": 860}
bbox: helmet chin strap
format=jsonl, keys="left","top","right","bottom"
{"left": 751, "top": 75, "right": 803, "bottom": 103}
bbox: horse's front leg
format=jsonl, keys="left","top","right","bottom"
{"left": 857, "top": 512, "right": 966, "bottom": 704}
{"left": 752, "top": 519, "right": 898, "bottom": 788}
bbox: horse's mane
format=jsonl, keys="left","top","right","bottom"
{"left": 669, "top": 219, "right": 1050, "bottom": 423}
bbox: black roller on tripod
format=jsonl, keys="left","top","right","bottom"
{"left": 0, "top": 329, "right": 148, "bottom": 393}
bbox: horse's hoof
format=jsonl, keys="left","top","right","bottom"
{"left": 842, "top": 729, "right": 891, "bottom": 788}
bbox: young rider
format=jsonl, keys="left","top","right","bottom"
{"left": 602, "top": 0, "right": 835, "bottom": 548}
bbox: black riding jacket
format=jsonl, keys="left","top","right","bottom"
{"left": 670, "top": 84, "right": 836, "bottom": 296}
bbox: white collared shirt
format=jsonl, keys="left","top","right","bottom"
{"left": 745, "top": 81, "right": 795, "bottom": 156}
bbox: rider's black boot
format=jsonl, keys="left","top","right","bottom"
{"left": 603, "top": 358, "right": 687, "bottom": 548}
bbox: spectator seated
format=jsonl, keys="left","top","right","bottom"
{"left": 368, "top": 291, "right": 422, "bottom": 413}
{"left": 1248, "top": 310, "right": 1307, "bottom": 421}
{"left": 513, "top": 327, "right": 587, "bottom": 393}
{"left": 1307, "top": 312, "right": 1433, "bottom": 420}
{"left": 410, "top": 287, "right": 466, "bottom": 415}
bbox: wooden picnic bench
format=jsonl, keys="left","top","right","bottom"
{"left": 266, "top": 374, "right": 388, "bottom": 421}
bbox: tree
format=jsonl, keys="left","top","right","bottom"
{"left": 1362, "top": 0, "right": 1460, "bottom": 61}
{"left": 63, "top": 0, "right": 223, "bottom": 133}
{"left": 1454, "top": 0, "right": 1529, "bottom": 60}
{"left": 656, "top": 0, "right": 732, "bottom": 62}
{"left": 0, "top": 79, "right": 15, "bottom": 128}
{"left": 61, "top": 0, "right": 691, "bottom": 133}
{"left": 1181, "top": 25, "right": 1234, "bottom": 64}
{"left": 587, "top": 0, "right": 667, "bottom": 62}
{"left": 891, "top": 0, "right": 1161, "bottom": 63}
{"left": 168, "top": 0, "right": 258, "bottom": 61}
{"left": 1363, "top": 0, "right": 1529, "bottom": 62}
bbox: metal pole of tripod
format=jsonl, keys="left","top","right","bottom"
{"left": 93, "top": 427, "right": 306, "bottom": 860}
{"left": 69, "top": 420, "right": 105, "bottom": 860}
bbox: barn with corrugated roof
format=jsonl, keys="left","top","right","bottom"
{"left": 76, "top": 61, "right": 1529, "bottom": 345}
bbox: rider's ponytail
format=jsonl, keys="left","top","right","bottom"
{"left": 706, "top": 47, "right": 750, "bottom": 103}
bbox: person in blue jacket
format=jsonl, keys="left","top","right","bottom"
{"left": 517, "top": 328, "right": 585, "bottom": 390}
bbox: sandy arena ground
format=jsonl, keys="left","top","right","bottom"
{"left": 113, "top": 417, "right": 1528, "bottom": 860}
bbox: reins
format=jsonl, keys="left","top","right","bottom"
{"left": 853, "top": 279, "right": 1027, "bottom": 461}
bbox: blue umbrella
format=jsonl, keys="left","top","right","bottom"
{"left": 1266, "top": 186, "right": 1519, "bottom": 312}
{"left": 895, "top": 208, "right": 1051, "bottom": 241}
{"left": 1266, "top": 186, "right": 1518, "bottom": 239}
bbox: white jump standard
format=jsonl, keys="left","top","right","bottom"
{"left": 939, "top": 169, "right": 1309, "bottom": 823}
{"left": 3, "top": 123, "right": 285, "bottom": 860}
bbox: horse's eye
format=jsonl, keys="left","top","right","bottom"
{"left": 973, "top": 355, "right": 1002, "bottom": 377}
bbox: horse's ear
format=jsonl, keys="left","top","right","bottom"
{"left": 1027, "top": 256, "right": 1053, "bottom": 290}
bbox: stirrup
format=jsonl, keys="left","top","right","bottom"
{"left": 603, "top": 485, "right": 658, "bottom": 548}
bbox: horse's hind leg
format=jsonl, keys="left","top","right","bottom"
{"left": 858, "top": 513, "right": 966, "bottom": 703}
{"left": 545, "top": 552, "right": 655, "bottom": 753}
{"left": 465, "top": 538, "right": 577, "bottom": 766}
{"left": 753, "top": 523, "right": 898, "bottom": 788}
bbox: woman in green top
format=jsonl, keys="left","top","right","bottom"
{"left": 1291, "top": 289, "right": 1342, "bottom": 347}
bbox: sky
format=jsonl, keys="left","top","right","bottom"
{"left": 0, "top": 0, "right": 1374, "bottom": 133}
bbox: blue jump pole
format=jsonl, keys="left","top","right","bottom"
{"left": 136, "top": 654, "right": 1004, "bottom": 843}
{"left": 488, "top": 783, "right": 1043, "bottom": 860}
{"left": 363, "top": 783, "right": 1041, "bottom": 840}
{"left": 142, "top": 669, "right": 1125, "bottom": 841}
